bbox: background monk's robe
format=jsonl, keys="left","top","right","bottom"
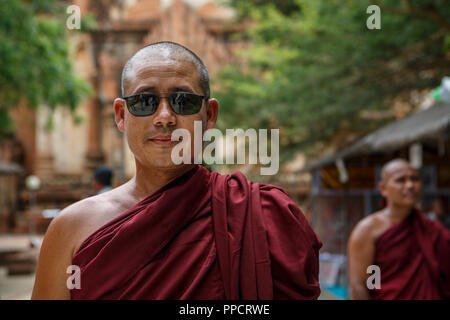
{"left": 371, "top": 210, "right": 450, "bottom": 300}
{"left": 71, "top": 165, "right": 322, "bottom": 299}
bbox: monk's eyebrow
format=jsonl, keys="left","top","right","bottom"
{"left": 171, "top": 86, "right": 195, "bottom": 93}
{"left": 132, "top": 85, "right": 195, "bottom": 95}
{"left": 133, "top": 86, "right": 157, "bottom": 95}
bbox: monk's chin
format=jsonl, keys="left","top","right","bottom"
{"left": 396, "top": 199, "right": 418, "bottom": 208}
{"left": 146, "top": 160, "right": 193, "bottom": 170}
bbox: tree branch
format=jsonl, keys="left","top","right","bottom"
{"left": 374, "top": 1, "right": 450, "bottom": 31}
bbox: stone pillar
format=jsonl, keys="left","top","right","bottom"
{"left": 34, "top": 105, "right": 54, "bottom": 178}
{"left": 84, "top": 35, "right": 105, "bottom": 175}
{"left": 9, "top": 101, "right": 37, "bottom": 174}
{"left": 84, "top": 95, "right": 104, "bottom": 173}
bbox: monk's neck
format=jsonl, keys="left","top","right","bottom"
{"left": 132, "top": 163, "right": 197, "bottom": 199}
{"left": 384, "top": 204, "right": 414, "bottom": 223}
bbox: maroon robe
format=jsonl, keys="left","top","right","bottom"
{"left": 71, "top": 165, "right": 321, "bottom": 299}
{"left": 371, "top": 209, "right": 450, "bottom": 300}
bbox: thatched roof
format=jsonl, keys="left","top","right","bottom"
{"left": 300, "top": 102, "right": 450, "bottom": 172}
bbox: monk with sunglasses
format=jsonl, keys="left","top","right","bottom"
{"left": 32, "top": 41, "right": 321, "bottom": 300}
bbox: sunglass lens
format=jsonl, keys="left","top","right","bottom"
{"left": 170, "top": 93, "right": 203, "bottom": 115}
{"left": 127, "top": 94, "right": 159, "bottom": 116}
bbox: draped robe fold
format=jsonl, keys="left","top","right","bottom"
{"left": 370, "top": 210, "right": 450, "bottom": 300}
{"left": 71, "top": 165, "right": 321, "bottom": 299}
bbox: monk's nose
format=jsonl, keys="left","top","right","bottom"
{"left": 152, "top": 98, "right": 176, "bottom": 128}
{"left": 405, "top": 179, "right": 415, "bottom": 189}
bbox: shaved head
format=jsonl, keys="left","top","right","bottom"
{"left": 121, "top": 41, "right": 210, "bottom": 97}
{"left": 380, "top": 158, "right": 415, "bottom": 182}
{"left": 379, "top": 158, "right": 422, "bottom": 208}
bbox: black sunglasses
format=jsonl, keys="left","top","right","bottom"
{"left": 123, "top": 92, "right": 208, "bottom": 116}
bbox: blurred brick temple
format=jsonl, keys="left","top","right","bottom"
{"left": 2, "top": 0, "right": 248, "bottom": 232}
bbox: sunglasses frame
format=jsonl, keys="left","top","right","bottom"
{"left": 122, "top": 91, "right": 208, "bottom": 117}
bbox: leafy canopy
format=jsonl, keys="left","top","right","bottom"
{"left": 0, "top": 0, "right": 93, "bottom": 136}
{"left": 215, "top": 0, "right": 450, "bottom": 162}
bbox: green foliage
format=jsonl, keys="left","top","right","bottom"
{"left": 216, "top": 0, "right": 450, "bottom": 162}
{"left": 0, "top": 0, "right": 91, "bottom": 136}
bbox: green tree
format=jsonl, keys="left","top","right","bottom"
{"left": 0, "top": 0, "right": 92, "bottom": 136}
{"left": 216, "top": 0, "right": 450, "bottom": 162}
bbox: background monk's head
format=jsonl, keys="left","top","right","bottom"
{"left": 114, "top": 41, "right": 218, "bottom": 170}
{"left": 379, "top": 159, "right": 422, "bottom": 209}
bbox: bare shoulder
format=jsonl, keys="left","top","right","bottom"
{"left": 32, "top": 183, "right": 136, "bottom": 299}
{"left": 349, "top": 210, "right": 387, "bottom": 244}
{"left": 47, "top": 195, "right": 108, "bottom": 255}
{"left": 32, "top": 194, "right": 114, "bottom": 299}
{"left": 49, "top": 182, "right": 133, "bottom": 257}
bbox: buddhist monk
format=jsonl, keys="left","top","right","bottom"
{"left": 31, "top": 41, "right": 321, "bottom": 300}
{"left": 348, "top": 159, "right": 450, "bottom": 300}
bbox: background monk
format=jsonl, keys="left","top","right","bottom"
{"left": 348, "top": 159, "right": 450, "bottom": 300}
{"left": 31, "top": 41, "right": 322, "bottom": 300}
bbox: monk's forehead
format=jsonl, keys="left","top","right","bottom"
{"left": 129, "top": 47, "right": 197, "bottom": 75}
{"left": 382, "top": 161, "right": 417, "bottom": 181}
{"left": 132, "top": 58, "right": 195, "bottom": 78}
{"left": 135, "top": 45, "right": 178, "bottom": 60}
{"left": 125, "top": 57, "right": 199, "bottom": 93}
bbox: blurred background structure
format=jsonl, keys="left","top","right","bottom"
{"left": 0, "top": 0, "right": 449, "bottom": 299}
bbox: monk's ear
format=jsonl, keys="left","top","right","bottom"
{"left": 205, "top": 98, "right": 218, "bottom": 131}
{"left": 114, "top": 98, "right": 126, "bottom": 132}
{"left": 379, "top": 181, "right": 387, "bottom": 198}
